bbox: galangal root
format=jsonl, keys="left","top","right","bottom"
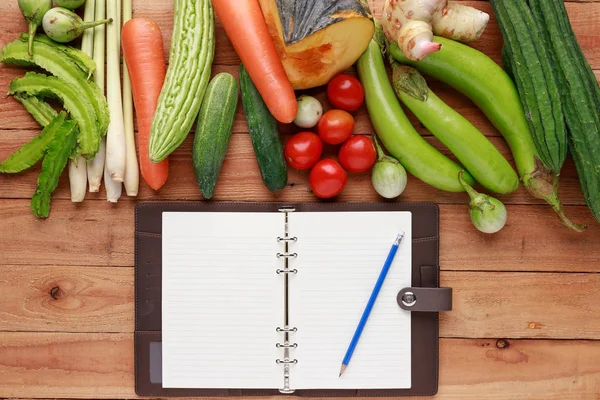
{"left": 383, "top": 0, "right": 489, "bottom": 61}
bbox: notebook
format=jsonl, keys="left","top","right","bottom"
{"left": 134, "top": 202, "right": 450, "bottom": 397}
{"left": 161, "top": 210, "right": 412, "bottom": 391}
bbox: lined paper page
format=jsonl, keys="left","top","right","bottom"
{"left": 162, "top": 212, "right": 283, "bottom": 389}
{"left": 289, "top": 212, "right": 412, "bottom": 389}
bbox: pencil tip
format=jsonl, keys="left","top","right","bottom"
{"left": 339, "top": 364, "right": 346, "bottom": 377}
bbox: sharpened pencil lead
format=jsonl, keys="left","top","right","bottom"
{"left": 339, "top": 364, "right": 346, "bottom": 377}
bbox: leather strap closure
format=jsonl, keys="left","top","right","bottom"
{"left": 397, "top": 287, "right": 452, "bottom": 312}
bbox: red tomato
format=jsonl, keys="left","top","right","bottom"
{"left": 327, "top": 74, "right": 365, "bottom": 112}
{"left": 284, "top": 132, "right": 323, "bottom": 170}
{"left": 318, "top": 110, "right": 354, "bottom": 145}
{"left": 338, "top": 135, "right": 377, "bottom": 173}
{"left": 309, "top": 159, "right": 348, "bottom": 199}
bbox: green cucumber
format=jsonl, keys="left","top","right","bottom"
{"left": 193, "top": 73, "right": 239, "bottom": 199}
{"left": 239, "top": 64, "right": 287, "bottom": 191}
{"left": 357, "top": 36, "right": 475, "bottom": 193}
{"left": 31, "top": 117, "right": 78, "bottom": 218}
{"left": 390, "top": 38, "right": 584, "bottom": 231}
{"left": 149, "top": 0, "right": 215, "bottom": 163}
{"left": 391, "top": 64, "right": 519, "bottom": 194}
{"left": 9, "top": 72, "right": 100, "bottom": 158}
{"left": 14, "top": 94, "right": 58, "bottom": 127}
{"left": 490, "top": 0, "right": 566, "bottom": 173}
{"left": 2, "top": 37, "right": 109, "bottom": 137}
{"left": 0, "top": 112, "right": 66, "bottom": 173}
{"left": 528, "top": 0, "right": 600, "bottom": 222}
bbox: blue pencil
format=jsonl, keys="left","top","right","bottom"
{"left": 339, "top": 232, "right": 405, "bottom": 377}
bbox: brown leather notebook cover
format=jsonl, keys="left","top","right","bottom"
{"left": 135, "top": 202, "right": 448, "bottom": 397}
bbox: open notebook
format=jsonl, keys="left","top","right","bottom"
{"left": 161, "top": 210, "right": 412, "bottom": 392}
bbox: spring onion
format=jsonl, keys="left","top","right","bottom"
{"left": 104, "top": 0, "right": 126, "bottom": 183}
{"left": 87, "top": 0, "right": 106, "bottom": 192}
{"left": 121, "top": 0, "right": 139, "bottom": 196}
{"left": 68, "top": 0, "right": 95, "bottom": 203}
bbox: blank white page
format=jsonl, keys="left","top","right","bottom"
{"left": 162, "top": 212, "right": 283, "bottom": 389}
{"left": 289, "top": 212, "right": 412, "bottom": 389}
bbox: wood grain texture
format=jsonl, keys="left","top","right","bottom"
{"left": 2, "top": 267, "right": 599, "bottom": 341}
{"left": 1, "top": 333, "right": 600, "bottom": 399}
{"left": 0, "top": 131, "right": 588, "bottom": 205}
{"left": 0, "top": 266, "right": 133, "bottom": 333}
{"left": 0, "top": 200, "right": 598, "bottom": 272}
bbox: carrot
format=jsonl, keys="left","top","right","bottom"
{"left": 121, "top": 18, "right": 168, "bottom": 190}
{"left": 212, "top": 0, "right": 297, "bottom": 124}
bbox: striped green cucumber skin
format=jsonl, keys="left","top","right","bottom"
{"left": 149, "top": 0, "right": 215, "bottom": 163}
{"left": 239, "top": 65, "right": 287, "bottom": 192}
{"left": 9, "top": 72, "right": 99, "bottom": 158}
{"left": 491, "top": 0, "right": 566, "bottom": 173}
{"left": 397, "top": 87, "right": 519, "bottom": 194}
{"left": 528, "top": 0, "right": 600, "bottom": 221}
{"left": 193, "top": 73, "right": 239, "bottom": 199}
{"left": 358, "top": 40, "right": 474, "bottom": 192}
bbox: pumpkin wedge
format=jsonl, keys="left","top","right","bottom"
{"left": 259, "top": 0, "right": 374, "bottom": 90}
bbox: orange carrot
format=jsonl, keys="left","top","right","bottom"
{"left": 212, "top": 0, "right": 297, "bottom": 124}
{"left": 121, "top": 18, "right": 169, "bottom": 190}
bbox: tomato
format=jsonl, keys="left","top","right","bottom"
{"left": 309, "top": 159, "right": 348, "bottom": 199}
{"left": 284, "top": 132, "right": 323, "bottom": 170}
{"left": 318, "top": 110, "right": 354, "bottom": 145}
{"left": 327, "top": 74, "right": 365, "bottom": 112}
{"left": 338, "top": 135, "right": 377, "bottom": 173}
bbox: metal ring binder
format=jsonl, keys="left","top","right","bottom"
{"left": 277, "top": 237, "right": 298, "bottom": 242}
{"left": 277, "top": 207, "right": 297, "bottom": 394}
{"left": 276, "top": 327, "right": 298, "bottom": 332}
{"left": 276, "top": 268, "right": 298, "bottom": 274}
{"left": 276, "top": 252, "right": 298, "bottom": 258}
{"left": 276, "top": 343, "right": 298, "bottom": 348}
{"left": 276, "top": 358, "right": 299, "bottom": 364}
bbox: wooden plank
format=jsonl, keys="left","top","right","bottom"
{"left": 0, "top": 266, "right": 133, "bottom": 333}
{"left": 0, "top": 131, "right": 588, "bottom": 206}
{"left": 1, "top": 333, "right": 599, "bottom": 399}
{"left": 441, "top": 272, "right": 600, "bottom": 340}
{"left": 2, "top": 266, "right": 599, "bottom": 340}
{"left": 0, "top": 200, "right": 597, "bottom": 272}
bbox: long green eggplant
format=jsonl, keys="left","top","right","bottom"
{"left": 390, "top": 64, "right": 519, "bottom": 194}
{"left": 357, "top": 35, "right": 474, "bottom": 192}
{"left": 390, "top": 37, "right": 584, "bottom": 231}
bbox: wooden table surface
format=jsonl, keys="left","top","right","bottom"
{"left": 1, "top": 0, "right": 600, "bottom": 399}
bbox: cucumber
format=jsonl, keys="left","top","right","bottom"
{"left": 239, "top": 64, "right": 287, "bottom": 191}
{"left": 149, "top": 0, "right": 215, "bottom": 163}
{"left": 391, "top": 64, "right": 519, "bottom": 195}
{"left": 357, "top": 37, "right": 475, "bottom": 193}
{"left": 528, "top": 0, "right": 600, "bottom": 222}
{"left": 193, "top": 73, "right": 239, "bottom": 199}
{"left": 490, "top": 0, "right": 567, "bottom": 173}
{"left": 390, "top": 37, "right": 585, "bottom": 231}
